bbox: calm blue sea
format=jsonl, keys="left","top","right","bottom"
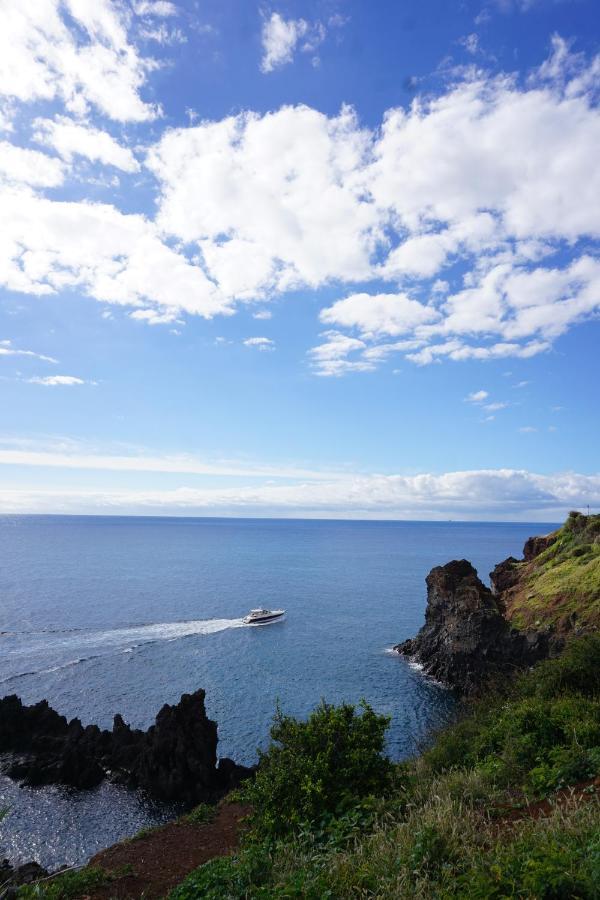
{"left": 0, "top": 515, "right": 556, "bottom": 867}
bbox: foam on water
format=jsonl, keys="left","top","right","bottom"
{"left": 0, "top": 618, "right": 246, "bottom": 683}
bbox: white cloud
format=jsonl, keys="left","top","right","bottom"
{"left": 147, "top": 104, "right": 379, "bottom": 299}
{"left": 459, "top": 34, "right": 480, "bottom": 55}
{"left": 320, "top": 293, "right": 438, "bottom": 337}
{"left": 0, "top": 0, "right": 159, "bottom": 122}
{"left": 0, "top": 459, "right": 597, "bottom": 521}
{"left": 519, "top": 425, "right": 538, "bottom": 433}
{"left": 28, "top": 375, "right": 85, "bottom": 386}
{"left": 134, "top": 1, "right": 177, "bottom": 16}
{"left": 252, "top": 309, "right": 272, "bottom": 320}
{"left": 138, "top": 24, "right": 186, "bottom": 45}
{"left": 309, "top": 331, "right": 375, "bottom": 376}
{"left": 260, "top": 12, "right": 333, "bottom": 72}
{"left": 33, "top": 117, "right": 140, "bottom": 173}
{"left": 260, "top": 13, "right": 308, "bottom": 73}
{"left": 0, "top": 187, "right": 227, "bottom": 316}
{"left": 130, "top": 308, "right": 182, "bottom": 325}
{"left": 0, "top": 340, "right": 58, "bottom": 363}
{"left": 0, "top": 443, "right": 346, "bottom": 481}
{"left": 466, "top": 390, "right": 489, "bottom": 403}
{"left": 243, "top": 336, "right": 275, "bottom": 351}
{"left": 0, "top": 25, "right": 598, "bottom": 374}
{"left": 0, "top": 141, "right": 64, "bottom": 187}
{"left": 484, "top": 401, "right": 509, "bottom": 411}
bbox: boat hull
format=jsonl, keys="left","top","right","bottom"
{"left": 243, "top": 611, "right": 285, "bottom": 625}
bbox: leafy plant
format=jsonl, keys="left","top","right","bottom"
{"left": 239, "top": 699, "right": 393, "bottom": 838}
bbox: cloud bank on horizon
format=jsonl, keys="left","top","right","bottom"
{"left": 0, "top": 0, "right": 598, "bottom": 519}
{"left": 0, "top": 438, "right": 598, "bottom": 521}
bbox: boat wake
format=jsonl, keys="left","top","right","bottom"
{"left": 0, "top": 617, "right": 246, "bottom": 684}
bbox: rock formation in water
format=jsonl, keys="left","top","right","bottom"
{"left": 393, "top": 511, "right": 600, "bottom": 693}
{"left": 396, "top": 512, "right": 600, "bottom": 693}
{"left": 0, "top": 689, "right": 252, "bottom": 805}
{"left": 394, "top": 559, "right": 555, "bottom": 694}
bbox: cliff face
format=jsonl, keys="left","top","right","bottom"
{"left": 0, "top": 690, "right": 252, "bottom": 805}
{"left": 395, "top": 560, "right": 553, "bottom": 694}
{"left": 395, "top": 512, "right": 600, "bottom": 694}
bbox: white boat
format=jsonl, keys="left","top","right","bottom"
{"left": 243, "top": 608, "right": 285, "bottom": 625}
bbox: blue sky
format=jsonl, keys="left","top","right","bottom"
{"left": 0, "top": 0, "right": 599, "bottom": 520}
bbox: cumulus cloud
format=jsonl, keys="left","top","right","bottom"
{"left": 0, "top": 188, "right": 227, "bottom": 317}
{"left": 0, "top": 0, "right": 159, "bottom": 122}
{"left": 320, "top": 293, "right": 438, "bottom": 337}
{"left": 0, "top": 141, "right": 64, "bottom": 187}
{"left": 0, "top": 22, "right": 598, "bottom": 373}
{"left": 33, "top": 117, "right": 140, "bottom": 173}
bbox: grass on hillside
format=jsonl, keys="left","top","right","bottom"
{"left": 170, "top": 635, "right": 600, "bottom": 899}
{"left": 506, "top": 512, "right": 600, "bottom": 631}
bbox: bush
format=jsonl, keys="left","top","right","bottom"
{"left": 516, "top": 635, "right": 600, "bottom": 700}
{"left": 240, "top": 700, "right": 393, "bottom": 838}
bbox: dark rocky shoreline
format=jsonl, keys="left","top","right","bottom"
{"left": 395, "top": 535, "right": 564, "bottom": 694}
{"left": 0, "top": 689, "right": 252, "bottom": 806}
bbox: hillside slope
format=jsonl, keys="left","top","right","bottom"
{"left": 497, "top": 511, "right": 600, "bottom": 632}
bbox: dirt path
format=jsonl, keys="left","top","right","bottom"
{"left": 494, "top": 776, "right": 600, "bottom": 829}
{"left": 88, "top": 802, "right": 251, "bottom": 899}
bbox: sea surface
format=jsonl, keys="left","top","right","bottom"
{"left": 0, "top": 515, "right": 556, "bottom": 868}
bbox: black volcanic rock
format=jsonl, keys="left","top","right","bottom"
{"left": 0, "top": 859, "right": 49, "bottom": 897}
{"left": 523, "top": 533, "right": 557, "bottom": 561}
{"left": 394, "top": 559, "right": 553, "bottom": 694}
{"left": 0, "top": 691, "right": 252, "bottom": 805}
{"left": 490, "top": 556, "right": 521, "bottom": 596}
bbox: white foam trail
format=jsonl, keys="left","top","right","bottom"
{"left": 98, "top": 617, "right": 246, "bottom": 646}
{"left": 1, "top": 618, "right": 247, "bottom": 677}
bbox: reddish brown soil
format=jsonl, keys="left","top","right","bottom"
{"left": 87, "top": 802, "right": 250, "bottom": 899}
{"left": 493, "top": 776, "right": 600, "bottom": 829}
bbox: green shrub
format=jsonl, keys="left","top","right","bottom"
{"left": 517, "top": 635, "right": 600, "bottom": 700}
{"left": 240, "top": 700, "right": 393, "bottom": 838}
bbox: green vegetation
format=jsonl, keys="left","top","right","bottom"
{"left": 17, "top": 866, "right": 112, "bottom": 900}
{"left": 240, "top": 699, "right": 393, "bottom": 839}
{"left": 507, "top": 512, "right": 600, "bottom": 630}
{"left": 170, "top": 636, "right": 600, "bottom": 899}
{"left": 184, "top": 802, "right": 218, "bottom": 826}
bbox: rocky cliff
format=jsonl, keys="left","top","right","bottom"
{"left": 395, "top": 512, "right": 600, "bottom": 694}
{"left": 0, "top": 690, "right": 252, "bottom": 805}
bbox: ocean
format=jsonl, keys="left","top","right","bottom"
{"left": 0, "top": 515, "right": 555, "bottom": 868}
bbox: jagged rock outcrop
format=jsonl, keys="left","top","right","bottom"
{"left": 395, "top": 559, "right": 556, "bottom": 694}
{"left": 523, "top": 533, "right": 557, "bottom": 561}
{"left": 0, "top": 690, "right": 252, "bottom": 805}
{"left": 0, "top": 860, "right": 49, "bottom": 898}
